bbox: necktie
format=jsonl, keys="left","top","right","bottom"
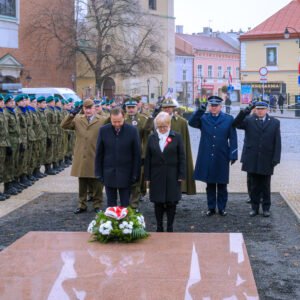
{"left": 260, "top": 119, "right": 264, "bottom": 125}
{"left": 87, "top": 117, "right": 91, "bottom": 123}
{"left": 115, "top": 128, "right": 120, "bottom": 135}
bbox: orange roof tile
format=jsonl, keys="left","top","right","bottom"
{"left": 240, "top": 0, "right": 300, "bottom": 40}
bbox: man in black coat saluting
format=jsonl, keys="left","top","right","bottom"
{"left": 233, "top": 101, "right": 281, "bottom": 217}
{"left": 95, "top": 107, "right": 141, "bottom": 207}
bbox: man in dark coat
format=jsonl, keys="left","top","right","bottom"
{"left": 233, "top": 101, "right": 281, "bottom": 217}
{"left": 189, "top": 96, "right": 238, "bottom": 216}
{"left": 95, "top": 107, "right": 141, "bottom": 207}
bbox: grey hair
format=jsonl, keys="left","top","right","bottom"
{"left": 154, "top": 111, "right": 171, "bottom": 128}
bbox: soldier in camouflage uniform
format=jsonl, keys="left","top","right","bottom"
{"left": 27, "top": 95, "right": 46, "bottom": 178}
{"left": 22, "top": 94, "right": 38, "bottom": 182}
{"left": 65, "top": 99, "right": 75, "bottom": 165}
{"left": 61, "top": 100, "right": 71, "bottom": 166}
{"left": 54, "top": 97, "right": 65, "bottom": 171}
{"left": 4, "top": 95, "right": 20, "bottom": 195}
{"left": 14, "top": 94, "right": 32, "bottom": 189}
{"left": 124, "top": 99, "right": 152, "bottom": 209}
{"left": 0, "top": 94, "right": 11, "bottom": 200}
{"left": 37, "top": 96, "right": 51, "bottom": 175}
{"left": 45, "top": 96, "right": 58, "bottom": 175}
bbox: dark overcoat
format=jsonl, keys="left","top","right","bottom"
{"left": 233, "top": 110, "right": 281, "bottom": 175}
{"left": 144, "top": 131, "right": 186, "bottom": 204}
{"left": 95, "top": 123, "right": 141, "bottom": 188}
{"left": 188, "top": 110, "right": 238, "bottom": 184}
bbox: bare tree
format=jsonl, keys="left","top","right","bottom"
{"left": 27, "top": 0, "right": 164, "bottom": 93}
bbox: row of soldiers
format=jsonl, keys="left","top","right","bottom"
{"left": 0, "top": 93, "right": 75, "bottom": 201}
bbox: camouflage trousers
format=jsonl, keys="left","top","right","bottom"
{"left": 28, "top": 141, "right": 40, "bottom": 174}
{"left": 17, "top": 142, "right": 29, "bottom": 177}
{"left": 38, "top": 138, "right": 47, "bottom": 166}
{"left": 45, "top": 135, "right": 56, "bottom": 164}
{"left": 0, "top": 147, "right": 6, "bottom": 183}
{"left": 67, "top": 133, "right": 75, "bottom": 156}
{"left": 5, "top": 143, "right": 19, "bottom": 181}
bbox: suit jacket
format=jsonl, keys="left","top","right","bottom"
{"left": 189, "top": 109, "right": 238, "bottom": 184}
{"left": 95, "top": 123, "right": 141, "bottom": 188}
{"left": 144, "top": 130, "right": 186, "bottom": 203}
{"left": 61, "top": 114, "right": 106, "bottom": 178}
{"left": 233, "top": 110, "right": 281, "bottom": 175}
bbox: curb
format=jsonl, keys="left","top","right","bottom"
{"left": 280, "top": 192, "right": 300, "bottom": 223}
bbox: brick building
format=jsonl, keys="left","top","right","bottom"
{"left": 0, "top": 0, "right": 75, "bottom": 93}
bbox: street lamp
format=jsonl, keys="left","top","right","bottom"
{"left": 147, "top": 79, "right": 150, "bottom": 103}
{"left": 284, "top": 27, "right": 300, "bottom": 48}
{"left": 160, "top": 80, "right": 163, "bottom": 97}
{"left": 71, "top": 74, "right": 76, "bottom": 91}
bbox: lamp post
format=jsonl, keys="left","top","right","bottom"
{"left": 147, "top": 79, "right": 150, "bottom": 103}
{"left": 71, "top": 74, "right": 76, "bottom": 91}
{"left": 160, "top": 80, "right": 163, "bottom": 97}
{"left": 284, "top": 27, "right": 300, "bottom": 48}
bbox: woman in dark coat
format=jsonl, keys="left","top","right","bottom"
{"left": 144, "top": 112, "right": 186, "bottom": 232}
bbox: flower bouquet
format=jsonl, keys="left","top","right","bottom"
{"left": 87, "top": 206, "right": 149, "bottom": 243}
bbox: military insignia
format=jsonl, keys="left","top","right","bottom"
{"left": 132, "top": 120, "right": 138, "bottom": 126}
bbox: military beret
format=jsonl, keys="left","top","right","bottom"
{"left": 125, "top": 99, "right": 137, "bottom": 107}
{"left": 4, "top": 94, "right": 14, "bottom": 103}
{"left": 14, "top": 94, "right": 26, "bottom": 103}
{"left": 37, "top": 96, "right": 46, "bottom": 103}
{"left": 46, "top": 96, "right": 55, "bottom": 103}
{"left": 29, "top": 95, "right": 36, "bottom": 102}
{"left": 74, "top": 100, "right": 83, "bottom": 108}
{"left": 54, "top": 97, "right": 60, "bottom": 103}
{"left": 255, "top": 101, "right": 268, "bottom": 109}
{"left": 23, "top": 94, "right": 29, "bottom": 99}
{"left": 0, "top": 94, "right": 4, "bottom": 101}
{"left": 67, "top": 97, "right": 74, "bottom": 103}
{"left": 83, "top": 99, "right": 94, "bottom": 108}
{"left": 161, "top": 97, "right": 177, "bottom": 108}
{"left": 61, "top": 99, "right": 65, "bottom": 105}
{"left": 208, "top": 96, "right": 223, "bottom": 105}
{"left": 63, "top": 100, "right": 69, "bottom": 105}
{"left": 101, "top": 100, "right": 106, "bottom": 106}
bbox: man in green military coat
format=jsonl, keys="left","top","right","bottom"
{"left": 55, "top": 97, "right": 65, "bottom": 170}
{"left": 161, "top": 97, "right": 196, "bottom": 195}
{"left": 0, "top": 94, "right": 12, "bottom": 200}
{"left": 4, "top": 95, "right": 20, "bottom": 195}
{"left": 124, "top": 99, "right": 152, "bottom": 208}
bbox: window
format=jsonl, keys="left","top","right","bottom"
{"left": 217, "top": 66, "right": 222, "bottom": 78}
{"left": 266, "top": 47, "right": 277, "bottom": 66}
{"left": 197, "top": 65, "right": 203, "bottom": 78}
{"left": 183, "top": 70, "right": 187, "bottom": 81}
{"left": 236, "top": 67, "right": 240, "bottom": 79}
{"left": 0, "top": 0, "right": 16, "bottom": 17}
{"left": 149, "top": 0, "right": 156, "bottom": 10}
{"left": 208, "top": 65, "right": 213, "bottom": 78}
{"left": 226, "top": 66, "right": 232, "bottom": 77}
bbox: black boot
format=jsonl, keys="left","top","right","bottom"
{"left": 20, "top": 175, "right": 32, "bottom": 187}
{"left": 59, "top": 159, "right": 66, "bottom": 169}
{"left": 33, "top": 168, "right": 44, "bottom": 179}
{"left": 53, "top": 162, "right": 62, "bottom": 173}
{"left": 0, "top": 193, "right": 7, "bottom": 201}
{"left": 11, "top": 180, "right": 23, "bottom": 193}
{"left": 28, "top": 174, "right": 37, "bottom": 182}
{"left": 45, "top": 164, "right": 56, "bottom": 175}
{"left": 4, "top": 182, "right": 18, "bottom": 196}
{"left": 166, "top": 204, "right": 177, "bottom": 232}
{"left": 154, "top": 203, "right": 165, "bottom": 232}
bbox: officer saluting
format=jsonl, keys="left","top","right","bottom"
{"left": 124, "top": 99, "right": 152, "bottom": 209}
{"left": 189, "top": 96, "right": 238, "bottom": 216}
{"left": 233, "top": 101, "right": 281, "bottom": 217}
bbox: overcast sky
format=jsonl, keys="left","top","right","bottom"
{"left": 174, "top": 0, "right": 292, "bottom": 33}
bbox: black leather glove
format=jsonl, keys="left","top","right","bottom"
{"left": 199, "top": 102, "right": 208, "bottom": 111}
{"left": 70, "top": 106, "right": 82, "bottom": 116}
{"left": 19, "top": 143, "right": 25, "bottom": 153}
{"left": 6, "top": 146, "right": 13, "bottom": 156}
{"left": 46, "top": 138, "right": 52, "bottom": 147}
{"left": 230, "top": 160, "right": 237, "bottom": 165}
{"left": 245, "top": 102, "right": 255, "bottom": 113}
{"left": 152, "top": 105, "right": 161, "bottom": 119}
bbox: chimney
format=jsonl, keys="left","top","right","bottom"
{"left": 176, "top": 25, "right": 184, "bottom": 34}
{"left": 203, "top": 27, "right": 212, "bottom": 36}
